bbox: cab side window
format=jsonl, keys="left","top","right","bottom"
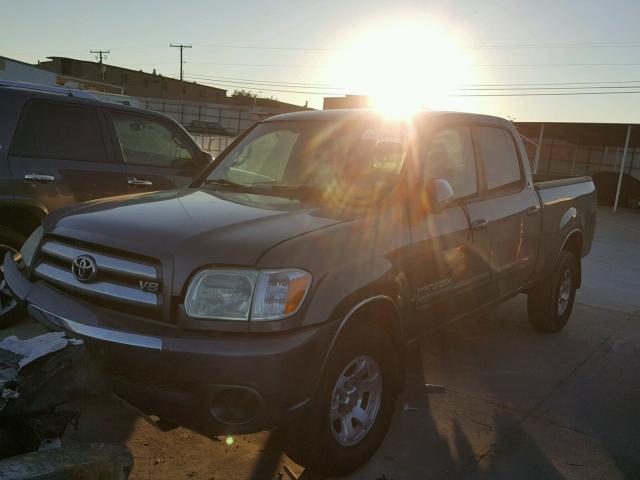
{"left": 10, "top": 101, "right": 107, "bottom": 162}
{"left": 111, "top": 112, "right": 195, "bottom": 169}
{"left": 423, "top": 127, "right": 477, "bottom": 200}
{"left": 474, "top": 126, "right": 523, "bottom": 194}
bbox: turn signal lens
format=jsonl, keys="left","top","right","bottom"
{"left": 251, "top": 269, "right": 312, "bottom": 320}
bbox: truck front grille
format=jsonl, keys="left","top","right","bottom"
{"left": 33, "top": 240, "right": 161, "bottom": 309}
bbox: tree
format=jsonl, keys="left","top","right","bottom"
{"left": 231, "top": 89, "right": 258, "bottom": 99}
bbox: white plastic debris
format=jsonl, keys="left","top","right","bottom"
{"left": 0, "top": 332, "right": 83, "bottom": 369}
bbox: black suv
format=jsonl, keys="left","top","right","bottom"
{"left": 0, "top": 81, "right": 212, "bottom": 259}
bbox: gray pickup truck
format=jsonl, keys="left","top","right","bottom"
{"left": 2, "top": 109, "right": 596, "bottom": 476}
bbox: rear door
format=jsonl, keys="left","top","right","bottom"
{"left": 406, "top": 124, "right": 492, "bottom": 337}
{"left": 473, "top": 125, "right": 541, "bottom": 297}
{"left": 106, "top": 110, "right": 207, "bottom": 193}
{"left": 8, "top": 99, "right": 126, "bottom": 213}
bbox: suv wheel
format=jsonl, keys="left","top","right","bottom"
{"left": 285, "top": 323, "right": 399, "bottom": 476}
{"left": 527, "top": 250, "right": 579, "bottom": 332}
{"left": 0, "top": 227, "right": 24, "bottom": 328}
{"left": 0, "top": 273, "right": 21, "bottom": 328}
{"left": 0, "top": 227, "right": 24, "bottom": 270}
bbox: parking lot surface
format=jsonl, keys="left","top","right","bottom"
{"left": 3, "top": 207, "right": 639, "bottom": 479}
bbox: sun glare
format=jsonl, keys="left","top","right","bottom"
{"left": 331, "top": 21, "right": 473, "bottom": 116}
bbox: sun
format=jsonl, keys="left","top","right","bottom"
{"left": 331, "top": 20, "right": 473, "bottom": 116}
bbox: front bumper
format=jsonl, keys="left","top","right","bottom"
{"left": 3, "top": 254, "right": 337, "bottom": 435}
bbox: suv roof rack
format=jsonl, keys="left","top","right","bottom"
{"left": 0, "top": 79, "right": 99, "bottom": 100}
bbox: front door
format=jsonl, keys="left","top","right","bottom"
{"left": 8, "top": 100, "right": 126, "bottom": 213}
{"left": 406, "top": 125, "right": 492, "bottom": 338}
{"left": 106, "top": 110, "right": 205, "bottom": 194}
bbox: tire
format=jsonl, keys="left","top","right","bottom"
{"left": 0, "top": 227, "right": 25, "bottom": 328}
{"left": 285, "top": 323, "right": 400, "bottom": 476}
{"left": 0, "top": 226, "right": 24, "bottom": 268}
{"left": 527, "top": 250, "right": 579, "bottom": 333}
{"left": 0, "top": 270, "right": 22, "bottom": 328}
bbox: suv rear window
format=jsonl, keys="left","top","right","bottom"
{"left": 10, "top": 101, "right": 106, "bottom": 162}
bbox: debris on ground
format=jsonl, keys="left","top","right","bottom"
{"left": 0, "top": 333, "right": 132, "bottom": 479}
{"left": 0, "top": 442, "right": 133, "bottom": 480}
{"left": 424, "top": 383, "right": 447, "bottom": 394}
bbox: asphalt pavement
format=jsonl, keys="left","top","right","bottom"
{"left": 2, "top": 207, "right": 639, "bottom": 480}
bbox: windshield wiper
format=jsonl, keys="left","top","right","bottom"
{"left": 248, "top": 184, "right": 324, "bottom": 200}
{"left": 203, "top": 178, "right": 250, "bottom": 191}
{"left": 204, "top": 179, "right": 322, "bottom": 200}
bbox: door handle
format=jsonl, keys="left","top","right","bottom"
{"left": 24, "top": 174, "right": 56, "bottom": 183}
{"left": 527, "top": 205, "right": 541, "bottom": 215}
{"left": 471, "top": 218, "right": 489, "bottom": 230}
{"left": 127, "top": 178, "right": 153, "bottom": 187}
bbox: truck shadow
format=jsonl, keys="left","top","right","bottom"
{"left": 279, "top": 331, "right": 566, "bottom": 480}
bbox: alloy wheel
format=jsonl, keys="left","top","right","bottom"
{"left": 557, "top": 268, "right": 572, "bottom": 317}
{"left": 329, "top": 354, "right": 383, "bottom": 446}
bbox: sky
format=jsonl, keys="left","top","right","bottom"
{"left": 2, "top": 0, "right": 640, "bottom": 122}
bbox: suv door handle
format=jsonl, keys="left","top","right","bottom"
{"left": 527, "top": 205, "right": 541, "bottom": 215}
{"left": 471, "top": 218, "right": 489, "bottom": 230}
{"left": 128, "top": 178, "right": 153, "bottom": 187}
{"left": 24, "top": 174, "right": 55, "bottom": 183}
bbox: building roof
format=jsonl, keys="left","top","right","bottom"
{"left": 39, "top": 56, "right": 227, "bottom": 95}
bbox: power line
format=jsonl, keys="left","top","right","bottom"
{"left": 473, "top": 63, "right": 640, "bottom": 67}
{"left": 460, "top": 84, "right": 640, "bottom": 91}
{"left": 468, "top": 40, "right": 640, "bottom": 50}
{"left": 196, "top": 43, "right": 332, "bottom": 51}
{"left": 183, "top": 71, "right": 640, "bottom": 90}
{"left": 183, "top": 72, "right": 640, "bottom": 93}
{"left": 454, "top": 90, "right": 640, "bottom": 97}
{"left": 464, "top": 79, "right": 640, "bottom": 87}
{"left": 183, "top": 74, "right": 343, "bottom": 90}
{"left": 185, "top": 76, "right": 640, "bottom": 98}
{"left": 183, "top": 73, "right": 340, "bottom": 88}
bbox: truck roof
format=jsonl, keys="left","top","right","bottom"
{"left": 263, "top": 108, "right": 512, "bottom": 128}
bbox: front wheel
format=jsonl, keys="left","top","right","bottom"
{"left": 527, "top": 250, "right": 579, "bottom": 332}
{"left": 285, "top": 323, "right": 399, "bottom": 476}
{"left": 0, "top": 272, "right": 22, "bottom": 328}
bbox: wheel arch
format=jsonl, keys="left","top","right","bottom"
{"left": 559, "top": 229, "right": 583, "bottom": 287}
{"left": 313, "top": 295, "right": 405, "bottom": 398}
{"left": 0, "top": 202, "right": 46, "bottom": 238}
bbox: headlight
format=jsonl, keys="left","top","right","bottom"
{"left": 19, "top": 225, "right": 44, "bottom": 267}
{"left": 184, "top": 268, "right": 312, "bottom": 321}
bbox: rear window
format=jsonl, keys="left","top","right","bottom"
{"left": 10, "top": 101, "right": 106, "bottom": 162}
{"left": 474, "top": 126, "right": 523, "bottom": 193}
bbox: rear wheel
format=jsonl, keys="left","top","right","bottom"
{"left": 284, "top": 323, "right": 399, "bottom": 476}
{"left": 527, "top": 250, "right": 579, "bottom": 332}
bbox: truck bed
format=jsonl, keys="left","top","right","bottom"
{"left": 529, "top": 175, "right": 597, "bottom": 284}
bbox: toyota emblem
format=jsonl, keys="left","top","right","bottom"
{"left": 71, "top": 255, "right": 98, "bottom": 282}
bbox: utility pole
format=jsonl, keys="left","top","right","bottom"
{"left": 170, "top": 44, "right": 192, "bottom": 85}
{"left": 90, "top": 50, "right": 110, "bottom": 81}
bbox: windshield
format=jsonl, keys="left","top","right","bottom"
{"left": 205, "top": 119, "right": 410, "bottom": 201}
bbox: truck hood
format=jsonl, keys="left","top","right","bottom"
{"left": 47, "top": 189, "right": 346, "bottom": 272}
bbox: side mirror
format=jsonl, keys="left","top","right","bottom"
{"left": 427, "top": 178, "right": 454, "bottom": 212}
{"left": 201, "top": 151, "right": 214, "bottom": 165}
